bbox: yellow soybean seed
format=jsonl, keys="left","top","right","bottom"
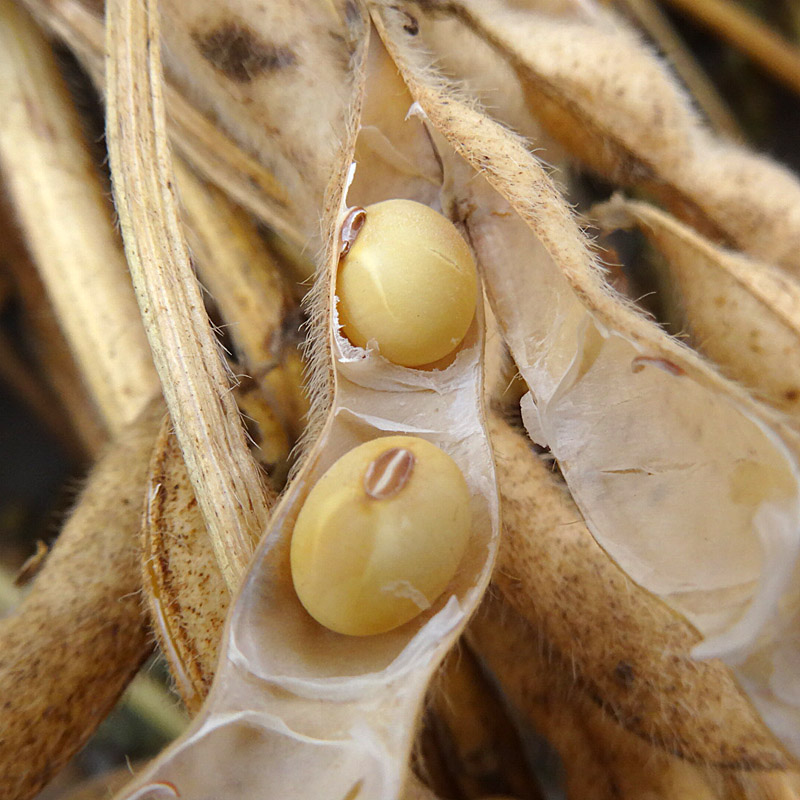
{"left": 337, "top": 199, "right": 478, "bottom": 367}
{"left": 290, "top": 435, "right": 472, "bottom": 636}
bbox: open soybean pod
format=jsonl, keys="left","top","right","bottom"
{"left": 369, "top": 0, "right": 800, "bottom": 762}
{"left": 116, "top": 11, "right": 498, "bottom": 800}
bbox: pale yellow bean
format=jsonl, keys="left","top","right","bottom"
{"left": 336, "top": 199, "right": 478, "bottom": 367}
{"left": 290, "top": 435, "right": 472, "bottom": 635}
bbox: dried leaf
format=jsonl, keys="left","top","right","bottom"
{"left": 175, "top": 157, "right": 308, "bottom": 442}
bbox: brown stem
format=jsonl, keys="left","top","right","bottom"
{"left": 105, "top": 0, "right": 274, "bottom": 588}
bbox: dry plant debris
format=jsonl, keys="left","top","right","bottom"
{"left": 2, "top": 0, "right": 800, "bottom": 799}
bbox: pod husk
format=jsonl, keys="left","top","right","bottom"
{"left": 594, "top": 196, "right": 800, "bottom": 417}
{"left": 115, "top": 13, "right": 498, "bottom": 800}
{"left": 143, "top": 381, "right": 290, "bottom": 714}
{"left": 370, "top": 0, "right": 800, "bottom": 759}
{"left": 426, "top": 645, "right": 544, "bottom": 799}
{"left": 0, "top": 401, "right": 163, "bottom": 800}
{"left": 20, "top": 0, "right": 304, "bottom": 248}
{"left": 143, "top": 416, "right": 233, "bottom": 715}
{"left": 470, "top": 595, "right": 728, "bottom": 800}
{"left": 489, "top": 411, "right": 787, "bottom": 769}
{"left": 158, "top": 0, "right": 355, "bottom": 247}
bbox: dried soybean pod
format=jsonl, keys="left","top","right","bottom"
{"left": 158, "top": 0, "right": 356, "bottom": 245}
{"left": 0, "top": 401, "right": 163, "bottom": 800}
{"left": 407, "top": 0, "right": 800, "bottom": 271}
{"left": 487, "top": 410, "right": 787, "bottom": 769}
{"left": 115, "top": 13, "right": 498, "bottom": 800}
{"left": 594, "top": 197, "right": 800, "bottom": 416}
{"left": 426, "top": 644, "right": 544, "bottom": 800}
{"left": 174, "top": 156, "right": 307, "bottom": 442}
{"left": 371, "top": 0, "right": 800, "bottom": 761}
{"left": 142, "top": 379, "right": 289, "bottom": 714}
{"left": 469, "top": 596, "right": 726, "bottom": 800}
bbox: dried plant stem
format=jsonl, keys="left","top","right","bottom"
{"left": 0, "top": 0, "right": 159, "bottom": 434}
{"left": 614, "top": 0, "right": 742, "bottom": 139}
{"left": 0, "top": 401, "right": 163, "bottom": 800}
{"left": 105, "top": 0, "right": 273, "bottom": 587}
{"left": 659, "top": 0, "right": 800, "bottom": 96}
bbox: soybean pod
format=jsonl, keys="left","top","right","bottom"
{"left": 369, "top": 0, "right": 800, "bottom": 763}
{"left": 116, "top": 12, "right": 498, "bottom": 800}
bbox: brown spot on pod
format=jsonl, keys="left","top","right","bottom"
{"left": 631, "top": 356, "right": 685, "bottom": 377}
{"left": 401, "top": 12, "right": 420, "bottom": 35}
{"left": 364, "top": 447, "right": 415, "bottom": 500}
{"left": 614, "top": 660, "right": 636, "bottom": 688}
{"left": 193, "top": 24, "right": 295, "bottom": 84}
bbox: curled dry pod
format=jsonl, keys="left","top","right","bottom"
{"left": 593, "top": 196, "right": 800, "bottom": 417}
{"left": 407, "top": 0, "right": 800, "bottom": 271}
{"left": 371, "top": 0, "right": 800, "bottom": 760}
{"left": 143, "top": 381, "right": 290, "bottom": 712}
{"left": 117, "top": 14, "right": 498, "bottom": 800}
{"left": 143, "top": 417, "right": 231, "bottom": 714}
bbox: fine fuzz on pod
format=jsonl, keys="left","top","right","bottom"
{"left": 115, "top": 12, "right": 498, "bottom": 800}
